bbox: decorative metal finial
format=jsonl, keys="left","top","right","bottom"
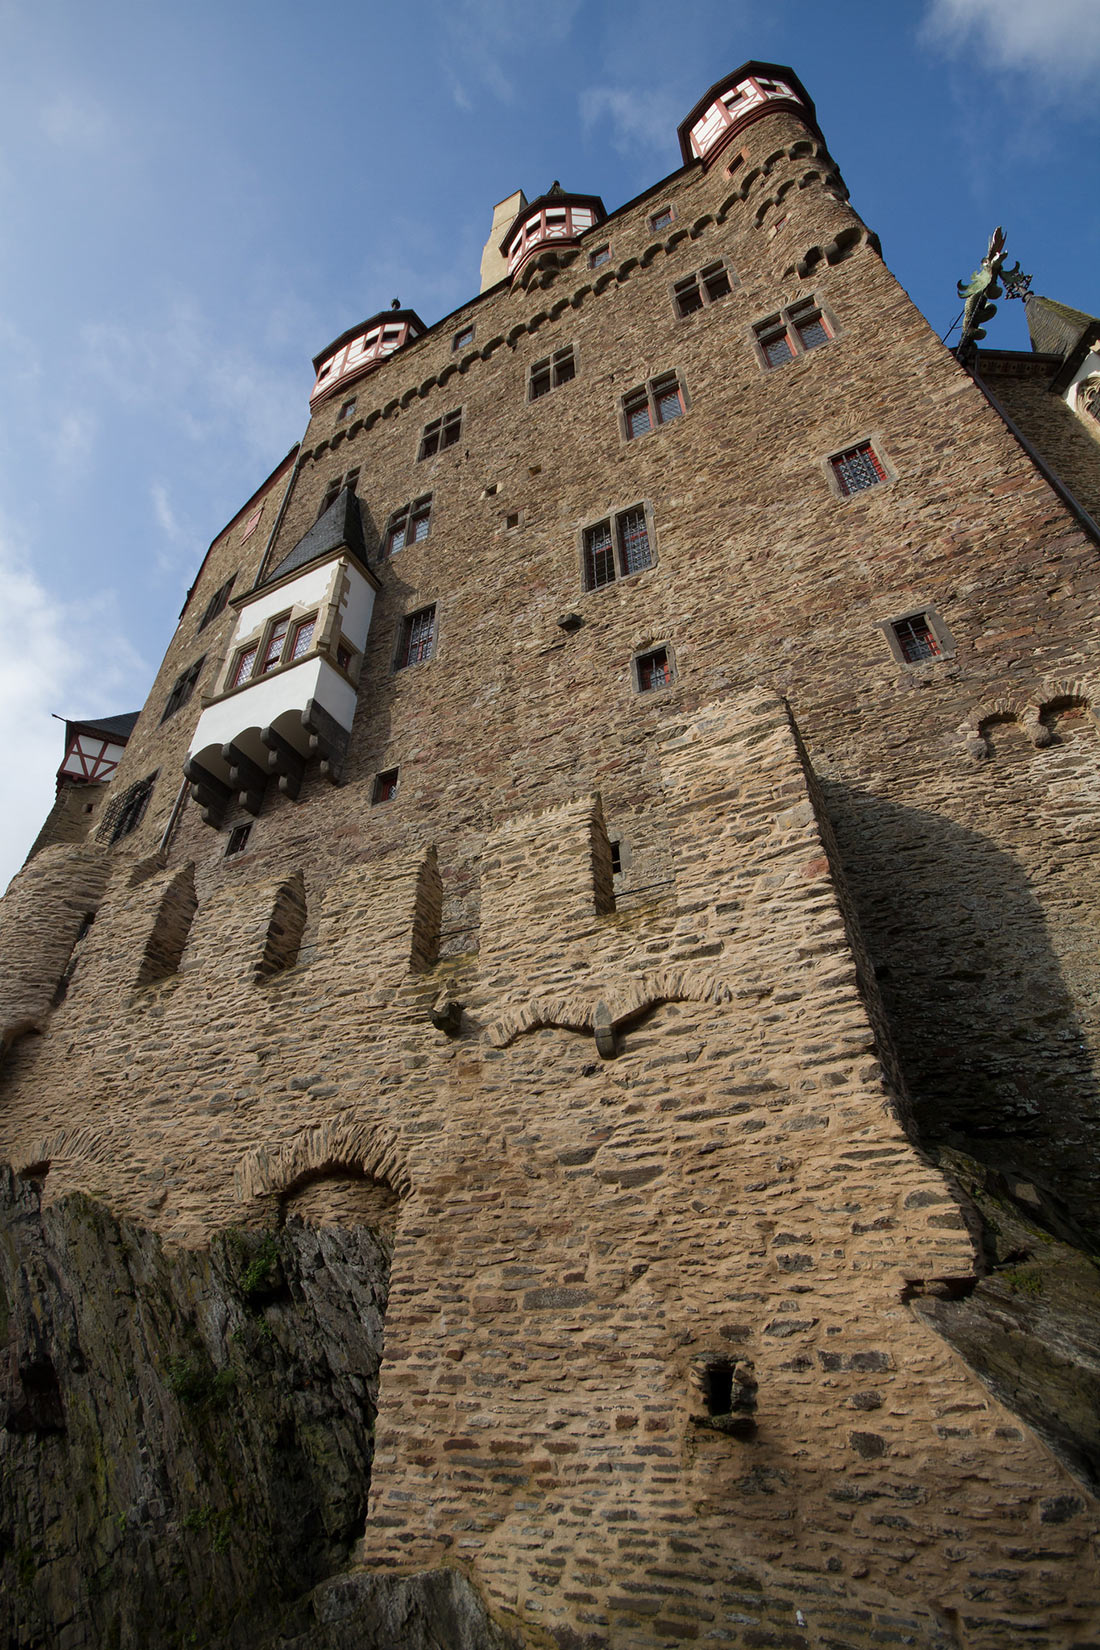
{"left": 391, "top": 297, "right": 400, "bottom": 310}
{"left": 954, "top": 227, "right": 1027, "bottom": 362}
{"left": 1003, "top": 266, "right": 1033, "bottom": 301}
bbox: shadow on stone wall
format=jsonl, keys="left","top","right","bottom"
{"left": 823, "top": 782, "right": 1100, "bottom": 1494}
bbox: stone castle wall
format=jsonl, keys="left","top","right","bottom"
{"left": 5, "top": 68, "right": 1100, "bottom": 1650}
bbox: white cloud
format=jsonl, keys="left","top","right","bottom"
{"left": 0, "top": 524, "right": 147, "bottom": 896}
{"left": 924, "top": 0, "right": 1100, "bottom": 79}
{"left": 434, "top": 0, "right": 583, "bottom": 108}
{"left": 578, "top": 84, "right": 682, "bottom": 158}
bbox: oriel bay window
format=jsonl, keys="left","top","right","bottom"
{"left": 582, "top": 505, "right": 654, "bottom": 591}
{"left": 229, "top": 610, "right": 319, "bottom": 688}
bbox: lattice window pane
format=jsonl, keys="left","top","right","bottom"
{"left": 232, "top": 646, "right": 258, "bottom": 687}
{"left": 261, "top": 621, "right": 289, "bottom": 672}
{"left": 832, "top": 444, "right": 886, "bottom": 496}
{"left": 797, "top": 315, "right": 829, "bottom": 350}
{"left": 626, "top": 399, "right": 652, "bottom": 439}
{"left": 655, "top": 383, "right": 683, "bottom": 424}
{"left": 763, "top": 333, "right": 793, "bottom": 367}
{"left": 388, "top": 521, "right": 408, "bottom": 552}
{"left": 618, "top": 509, "right": 652, "bottom": 574}
{"left": 584, "top": 521, "right": 616, "bottom": 589}
{"left": 411, "top": 511, "right": 430, "bottom": 543}
{"left": 291, "top": 618, "right": 315, "bottom": 659}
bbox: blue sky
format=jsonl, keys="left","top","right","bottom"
{"left": 2, "top": 0, "right": 1099, "bottom": 889}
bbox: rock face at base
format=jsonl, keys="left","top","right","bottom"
{"left": 0, "top": 1169, "right": 394, "bottom": 1650}
{"left": 277, "top": 1571, "right": 525, "bottom": 1650}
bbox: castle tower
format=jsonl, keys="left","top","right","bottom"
{"left": 4, "top": 60, "right": 1100, "bottom": 1650}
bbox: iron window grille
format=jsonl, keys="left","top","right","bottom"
{"left": 830, "top": 442, "right": 887, "bottom": 497}
{"left": 529, "top": 347, "right": 576, "bottom": 401}
{"left": 161, "top": 657, "right": 204, "bottom": 722}
{"left": 198, "top": 575, "right": 235, "bottom": 631}
{"left": 754, "top": 299, "right": 832, "bottom": 369}
{"left": 418, "top": 409, "right": 462, "bottom": 459}
{"left": 225, "top": 823, "right": 252, "bottom": 857}
{"left": 622, "top": 374, "right": 686, "bottom": 440}
{"left": 673, "top": 260, "right": 735, "bottom": 317}
{"left": 453, "top": 325, "right": 475, "bottom": 351}
{"left": 373, "top": 768, "right": 400, "bottom": 804}
{"left": 397, "top": 606, "right": 436, "bottom": 669}
{"left": 317, "top": 467, "right": 360, "bottom": 517}
{"left": 892, "top": 614, "right": 942, "bottom": 663}
{"left": 98, "top": 774, "right": 156, "bottom": 845}
{"left": 583, "top": 506, "right": 654, "bottom": 591}
{"left": 386, "top": 494, "right": 432, "bottom": 553}
{"left": 635, "top": 646, "right": 673, "bottom": 691}
{"left": 588, "top": 245, "right": 611, "bottom": 269}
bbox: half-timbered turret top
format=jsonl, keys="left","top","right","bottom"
{"left": 500, "top": 184, "right": 606, "bottom": 284}
{"left": 677, "top": 60, "right": 818, "bottom": 168}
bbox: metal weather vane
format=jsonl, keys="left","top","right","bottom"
{"left": 953, "top": 227, "right": 1029, "bottom": 362}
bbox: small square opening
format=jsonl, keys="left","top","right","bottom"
{"left": 373, "top": 768, "right": 399, "bottom": 804}
{"left": 226, "top": 823, "right": 252, "bottom": 858}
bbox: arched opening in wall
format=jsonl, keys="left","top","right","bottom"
{"left": 977, "top": 712, "right": 1029, "bottom": 760}
{"left": 279, "top": 1167, "right": 401, "bottom": 1237}
{"left": 1039, "top": 695, "right": 1092, "bottom": 744}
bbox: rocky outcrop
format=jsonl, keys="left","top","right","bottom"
{"left": 0, "top": 1169, "right": 395, "bottom": 1650}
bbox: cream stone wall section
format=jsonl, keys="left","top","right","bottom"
{"left": 1, "top": 694, "right": 1097, "bottom": 1647}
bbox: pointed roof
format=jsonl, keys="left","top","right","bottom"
{"left": 60, "top": 711, "right": 140, "bottom": 742}
{"left": 1026, "top": 294, "right": 1100, "bottom": 360}
{"left": 262, "top": 486, "right": 368, "bottom": 586}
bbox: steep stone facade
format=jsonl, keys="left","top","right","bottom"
{"left": 5, "top": 60, "right": 1100, "bottom": 1650}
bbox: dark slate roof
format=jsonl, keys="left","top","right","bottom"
{"left": 67, "top": 711, "right": 140, "bottom": 741}
{"left": 262, "top": 487, "right": 368, "bottom": 585}
{"left": 1026, "top": 295, "right": 1100, "bottom": 360}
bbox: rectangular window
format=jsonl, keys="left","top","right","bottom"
{"left": 589, "top": 244, "right": 610, "bottom": 268}
{"left": 336, "top": 397, "right": 357, "bottom": 422}
{"left": 397, "top": 606, "right": 436, "bottom": 668}
{"left": 649, "top": 206, "right": 674, "bottom": 232}
{"left": 386, "top": 493, "right": 432, "bottom": 553}
{"left": 198, "top": 575, "right": 235, "bottom": 631}
{"left": 892, "top": 615, "right": 941, "bottom": 663}
{"left": 830, "top": 442, "right": 887, "bottom": 497}
{"left": 290, "top": 615, "right": 316, "bottom": 658}
{"left": 674, "top": 259, "right": 735, "bottom": 317}
{"left": 582, "top": 505, "right": 654, "bottom": 590}
{"left": 260, "top": 617, "right": 290, "bottom": 673}
{"left": 317, "top": 467, "right": 360, "bottom": 517}
{"left": 622, "top": 374, "right": 686, "bottom": 439}
{"left": 232, "top": 644, "right": 258, "bottom": 687}
{"left": 225, "top": 823, "right": 252, "bottom": 857}
{"left": 636, "top": 646, "right": 672, "bottom": 691}
{"left": 418, "top": 409, "right": 462, "bottom": 459}
{"left": 529, "top": 346, "right": 576, "bottom": 401}
{"left": 100, "top": 774, "right": 156, "bottom": 845}
{"left": 373, "top": 767, "right": 399, "bottom": 804}
{"left": 453, "top": 325, "right": 475, "bottom": 351}
{"left": 161, "top": 657, "right": 204, "bottom": 722}
{"left": 336, "top": 642, "right": 353, "bottom": 671}
{"left": 754, "top": 299, "right": 832, "bottom": 369}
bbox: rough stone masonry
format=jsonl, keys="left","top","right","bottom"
{"left": 3, "top": 59, "right": 1100, "bottom": 1650}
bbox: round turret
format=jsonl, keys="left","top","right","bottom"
{"left": 677, "top": 61, "right": 819, "bottom": 170}
{"left": 310, "top": 307, "right": 426, "bottom": 406}
{"left": 500, "top": 183, "right": 606, "bottom": 285}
